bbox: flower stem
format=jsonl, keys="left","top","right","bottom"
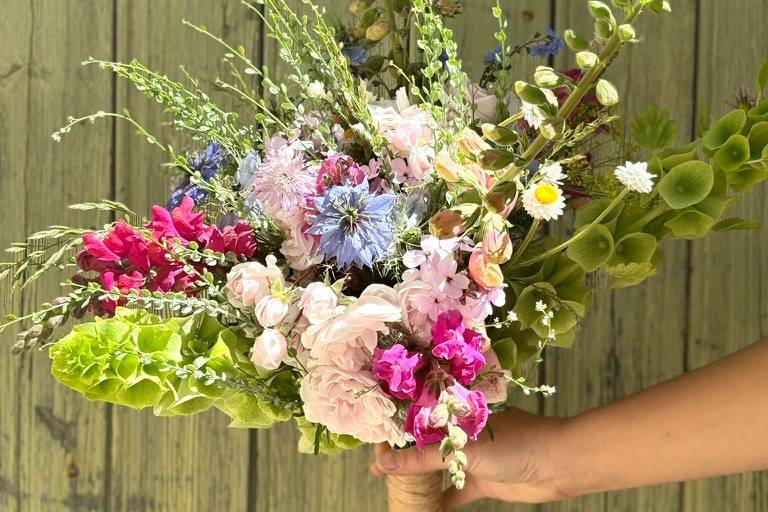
{"left": 511, "top": 188, "right": 630, "bottom": 268}
{"left": 508, "top": 219, "right": 541, "bottom": 265}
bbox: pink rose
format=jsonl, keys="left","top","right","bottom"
{"left": 250, "top": 328, "right": 288, "bottom": 370}
{"left": 254, "top": 295, "right": 290, "bottom": 328}
{"left": 298, "top": 282, "right": 338, "bottom": 324}
{"left": 225, "top": 255, "right": 284, "bottom": 309}
{"left": 468, "top": 250, "right": 504, "bottom": 289}
{"left": 372, "top": 345, "right": 425, "bottom": 400}
{"left": 300, "top": 365, "right": 406, "bottom": 445}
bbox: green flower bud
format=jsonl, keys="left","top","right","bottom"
{"left": 365, "top": 20, "right": 390, "bottom": 41}
{"left": 534, "top": 66, "right": 562, "bottom": 88}
{"left": 576, "top": 51, "right": 599, "bottom": 69}
{"left": 618, "top": 24, "right": 636, "bottom": 42}
{"left": 564, "top": 29, "right": 590, "bottom": 52}
{"left": 596, "top": 79, "right": 620, "bottom": 106}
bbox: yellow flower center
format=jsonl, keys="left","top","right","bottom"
{"left": 534, "top": 183, "right": 559, "bottom": 205}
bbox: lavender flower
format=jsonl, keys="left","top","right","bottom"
{"left": 307, "top": 180, "right": 397, "bottom": 269}
{"left": 530, "top": 29, "right": 564, "bottom": 58}
{"left": 342, "top": 45, "right": 369, "bottom": 66}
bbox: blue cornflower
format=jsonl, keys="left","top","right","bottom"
{"left": 307, "top": 180, "right": 397, "bottom": 269}
{"left": 342, "top": 45, "right": 369, "bottom": 66}
{"left": 530, "top": 29, "right": 564, "bottom": 58}
{"left": 166, "top": 142, "right": 225, "bottom": 209}
{"left": 484, "top": 46, "right": 502, "bottom": 66}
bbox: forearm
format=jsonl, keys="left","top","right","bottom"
{"left": 556, "top": 340, "right": 768, "bottom": 497}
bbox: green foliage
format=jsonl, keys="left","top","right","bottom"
{"left": 632, "top": 105, "right": 676, "bottom": 150}
{"left": 295, "top": 417, "right": 362, "bottom": 455}
{"left": 658, "top": 161, "right": 714, "bottom": 209}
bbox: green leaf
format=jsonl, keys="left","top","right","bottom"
{"left": 481, "top": 124, "right": 520, "bottom": 146}
{"left": 713, "top": 134, "right": 750, "bottom": 172}
{"left": 295, "top": 417, "right": 361, "bottom": 455}
{"left": 567, "top": 224, "right": 615, "bottom": 272}
{"left": 606, "top": 262, "right": 657, "bottom": 288}
{"left": 659, "top": 141, "right": 700, "bottom": 170}
{"left": 664, "top": 210, "right": 715, "bottom": 238}
{"left": 747, "top": 122, "right": 768, "bottom": 160}
{"left": 480, "top": 148, "right": 516, "bottom": 170}
{"left": 515, "top": 81, "right": 547, "bottom": 105}
{"left": 609, "top": 233, "right": 657, "bottom": 266}
{"left": 702, "top": 109, "right": 746, "bottom": 151}
{"left": 658, "top": 161, "right": 714, "bottom": 209}
{"left": 563, "top": 29, "right": 590, "bottom": 52}
{"left": 712, "top": 218, "right": 761, "bottom": 232}
{"left": 491, "top": 339, "right": 517, "bottom": 370}
{"left": 724, "top": 165, "right": 768, "bottom": 192}
{"left": 757, "top": 58, "right": 768, "bottom": 97}
{"left": 216, "top": 391, "right": 291, "bottom": 429}
{"left": 632, "top": 106, "right": 676, "bottom": 150}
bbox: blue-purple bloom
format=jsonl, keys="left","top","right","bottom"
{"left": 167, "top": 142, "right": 226, "bottom": 209}
{"left": 484, "top": 46, "right": 502, "bottom": 66}
{"left": 530, "top": 29, "right": 564, "bottom": 58}
{"left": 342, "top": 45, "right": 369, "bottom": 66}
{"left": 307, "top": 180, "right": 397, "bottom": 269}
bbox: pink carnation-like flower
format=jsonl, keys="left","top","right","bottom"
{"left": 300, "top": 365, "right": 406, "bottom": 445}
{"left": 431, "top": 310, "right": 487, "bottom": 385}
{"left": 372, "top": 345, "right": 425, "bottom": 400}
{"left": 250, "top": 136, "right": 315, "bottom": 214}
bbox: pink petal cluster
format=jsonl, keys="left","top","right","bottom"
{"left": 315, "top": 154, "right": 366, "bottom": 192}
{"left": 431, "top": 310, "right": 486, "bottom": 385}
{"left": 372, "top": 345, "right": 425, "bottom": 400}
{"left": 78, "top": 196, "right": 257, "bottom": 314}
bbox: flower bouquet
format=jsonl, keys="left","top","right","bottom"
{"left": 3, "top": 0, "right": 768, "bottom": 509}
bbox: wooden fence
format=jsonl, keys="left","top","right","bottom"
{"left": 0, "top": 1, "right": 766, "bottom": 510}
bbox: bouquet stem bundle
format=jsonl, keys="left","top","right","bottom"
{"left": 387, "top": 472, "right": 444, "bottom": 512}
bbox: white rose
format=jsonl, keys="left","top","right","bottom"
{"left": 254, "top": 295, "right": 290, "bottom": 328}
{"left": 250, "top": 328, "right": 288, "bottom": 370}
{"left": 299, "top": 282, "right": 338, "bottom": 324}
{"left": 225, "top": 255, "right": 284, "bottom": 309}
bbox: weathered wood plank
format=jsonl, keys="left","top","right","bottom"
{"left": 12, "top": 1, "right": 115, "bottom": 511}
{"left": 110, "top": 2, "right": 257, "bottom": 511}
{"left": 683, "top": 0, "right": 768, "bottom": 510}
{"left": 542, "top": 1, "right": 697, "bottom": 511}
{"left": 0, "top": 3, "right": 32, "bottom": 510}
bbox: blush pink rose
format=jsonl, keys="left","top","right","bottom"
{"left": 254, "top": 295, "right": 290, "bottom": 328}
{"left": 298, "top": 282, "right": 339, "bottom": 324}
{"left": 299, "top": 365, "right": 407, "bottom": 445}
{"left": 250, "top": 328, "right": 288, "bottom": 370}
{"left": 225, "top": 255, "right": 284, "bottom": 309}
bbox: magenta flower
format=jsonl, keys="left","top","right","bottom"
{"left": 372, "top": 345, "right": 425, "bottom": 400}
{"left": 404, "top": 402, "right": 447, "bottom": 450}
{"left": 147, "top": 196, "right": 208, "bottom": 244}
{"left": 431, "top": 310, "right": 466, "bottom": 359}
{"left": 448, "top": 383, "right": 490, "bottom": 440}
{"left": 204, "top": 221, "right": 258, "bottom": 258}
{"left": 315, "top": 154, "right": 366, "bottom": 193}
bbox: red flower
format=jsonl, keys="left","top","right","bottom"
{"left": 204, "top": 221, "right": 258, "bottom": 258}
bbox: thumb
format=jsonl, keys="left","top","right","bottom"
{"left": 373, "top": 444, "right": 447, "bottom": 476}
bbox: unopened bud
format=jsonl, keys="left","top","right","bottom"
{"left": 366, "top": 20, "right": 390, "bottom": 41}
{"left": 618, "top": 23, "right": 636, "bottom": 42}
{"left": 429, "top": 209, "right": 468, "bottom": 239}
{"left": 482, "top": 229, "right": 513, "bottom": 264}
{"left": 596, "top": 78, "right": 619, "bottom": 106}
{"left": 576, "top": 51, "right": 599, "bottom": 69}
{"left": 434, "top": 152, "right": 463, "bottom": 183}
{"left": 457, "top": 128, "right": 491, "bottom": 160}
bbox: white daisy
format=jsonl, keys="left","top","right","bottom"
{"left": 615, "top": 161, "right": 655, "bottom": 193}
{"left": 522, "top": 101, "right": 546, "bottom": 129}
{"left": 522, "top": 182, "right": 566, "bottom": 221}
{"left": 538, "top": 161, "right": 565, "bottom": 185}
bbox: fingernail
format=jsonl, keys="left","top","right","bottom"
{"left": 377, "top": 451, "right": 399, "bottom": 471}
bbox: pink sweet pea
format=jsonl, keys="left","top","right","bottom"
{"left": 404, "top": 402, "right": 447, "bottom": 450}
{"left": 372, "top": 344, "right": 425, "bottom": 400}
{"left": 204, "top": 221, "right": 258, "bottom": 258}
{"left": 315, "top": 154, "right": 366, "bottom": 192}
{"left": 448, "top": 383, "right": 490, "bottom": 440}
{"left": 431, "top": 310, "right": 466, "bottom": 359}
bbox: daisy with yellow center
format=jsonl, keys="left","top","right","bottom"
{"left": 522, "top": 181, "right": 566, "bottom": 221}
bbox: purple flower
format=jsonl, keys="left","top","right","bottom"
{"left": 342, "top": 45, "right": 368, "bottom": 66}
{"left": 307, "top": 180, "right": 397, "bottom": 269}
{"left": 484, "top": 46, "right": 502, "bottom": 66}
{"left": 530, "top": 29, "right": 564, "bottom": 58}
{"left": 372, "top": 345, "right": 425, "bottom": 400}
{"left": 166, "top": 142, "right": 225, "bottom": 209}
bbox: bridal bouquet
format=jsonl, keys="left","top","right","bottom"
{"left": 3, "top": 0, "right": 768, "bottom": 492}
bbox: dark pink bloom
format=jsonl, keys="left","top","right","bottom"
{"left": 372, "top": 345, "right": 425, "bottom": 400}
{"left": 404, "top": 403, "right": 446, "bottom": 450}
{"left": 315, "top": 154, "right": 366, "bottom": 193}
{"left": 147, "top": 196, "right": 207, "bottom": 243}
{"left": 99, "top": 269, "right": 146, "bottom": 314}
{"left": 431, "top": 310, "right": 466, "bottom": 360}
{"left": 449, "top": 344, "right": 486, "bottom": 385}
{"left": 448, "top": 383, "right": 490, "bottom": 440}
{"left": 204, "top": 221, "right": 258, "bottom": 258}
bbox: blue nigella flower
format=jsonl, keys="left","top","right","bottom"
{"left": 484, "top": 46, "right": 502, "bottom": 66}
{"left": 530, "top": 29, "right": 564, "bottom": 58}
{"left": 167, "top": 142, "right": 225, "bottom": 209}
{"left": 307, "top": 180, "right": 397, "bottom": 269}
{"left": 342, "top": 45, "right": 369, "bottom": 67}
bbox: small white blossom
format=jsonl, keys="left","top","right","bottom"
{"left": 507, "top": 310, "right": 518, "bottom": 322}
{"left": 522, "top": 101, "right": 546, "bottom": 129}
{"left": 535, "top": 300, "right": 547, "bottom": 312}
{"left": 615, "top": 161, "right": 655, "bottom": 193}
{"left": 307, "top": 80, "right": 326, "bottom": 99}
{"left": 522, "top": 182, "right": 566, "bottom": 221}
{"left": 538, "top": 161, "right": 565, "bottom": 185}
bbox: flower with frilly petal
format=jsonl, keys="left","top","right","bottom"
{"left": 372, "top": 345, "right": 425, "bottom": 400}
{"left": 298, "top": 282, "right": 339, "bottom": 324}
{"left": 404, "top": 402, "right": 447, "bottom": 450}
{"left": 251, "top": 328, "right": 288, "bottom": 370}
{"left": 300, "top": 365, "right": 406, "bottom": 445}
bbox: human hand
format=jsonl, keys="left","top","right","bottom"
{"left": 370, "top": 407, "right": 572, "bottom": 510}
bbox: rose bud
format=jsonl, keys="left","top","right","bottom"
{"left": 366, "top": 20, "right": 390, "bottom": 41}
{"left": 468, "top": 250, "right": 504, "bottom": 288}
{"left": 429, "top": 209, "right": 468, "bottom": 239}
{"left": 482, "top": 229, "right": 513, "bottom": 264}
